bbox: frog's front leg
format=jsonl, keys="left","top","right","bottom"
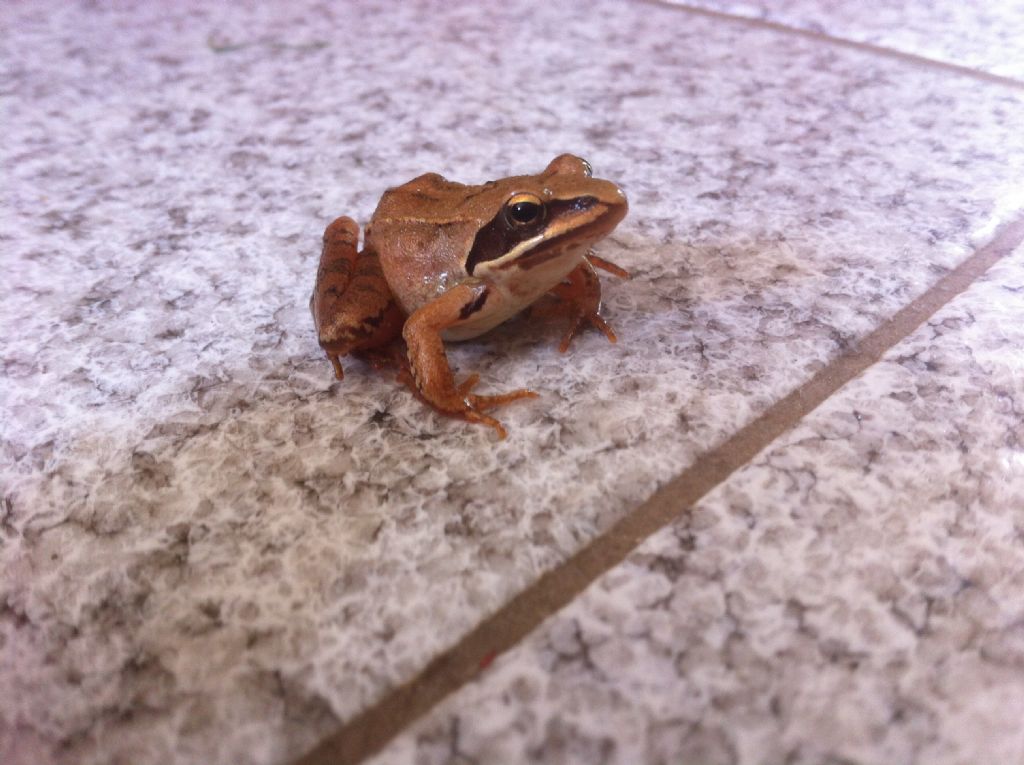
{"left": 311, "top": 216, "right": 405, "bottom": 379}
{"left": 401, "top": 283, "right": 537, "bottom": 439}
{"left": 540, "top": 254, "right": 629, "bottom": 353}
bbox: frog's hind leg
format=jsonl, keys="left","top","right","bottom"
{"left": 311, "top": 216, "right": 405, "bottom": 379}
{"left": 535, "top": 254, "right": 629, "bottom": 353}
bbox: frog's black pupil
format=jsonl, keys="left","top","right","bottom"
{"left": 509, "top": 201, "right": 541, "bottom": 224}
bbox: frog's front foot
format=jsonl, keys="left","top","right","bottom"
{"left": 401, "top": 284, "right": 538, "bottom": 438}
{"left": 558, "top": 309, "right": 617, "bottom": 354}
{"left": 398, "top": 368, "right": 537, "bottom": 439}
{"left": 448, "top": 374, "right": 540, "bottom": 440}
{"left": 538, "top": 255, "right": 629, "bottom": 353}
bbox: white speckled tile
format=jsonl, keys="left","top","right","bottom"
{"left": 672, "top": 0, "right": 1024, "bottom": 80}
{"left": 370, "top": 243, "right": 1024, "bottom": 765}
{"left": 2, "top": 0, "right": 1024, "bottom": 764}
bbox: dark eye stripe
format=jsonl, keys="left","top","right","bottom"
{"left": 466, "top": 213, "right": 537, "bottom": 275}
{"left": 465, "top": 196, "right": 599, "bottom": 275}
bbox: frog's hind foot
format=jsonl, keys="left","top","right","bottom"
{"left": 326, "top": 352, "right": 346, "bottom": 380}
{"left": 311, "top": 217, "right": 405, "bottom": 380}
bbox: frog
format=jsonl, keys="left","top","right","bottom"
{"left": 311, "top": 154, "right": 629, "bottom": 438}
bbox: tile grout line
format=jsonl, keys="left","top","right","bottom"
{"left": 639, "top": 0, "right": 1024, "bottom": 91}
{"left": 292, "top": 213, "right": 1024, "bottom": 765}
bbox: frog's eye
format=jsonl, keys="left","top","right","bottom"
{"left": 580, "top": 158, "right": 593, "bottom": 177}
{"left": 504, "top": 193, "right": 546, "bottom": 227}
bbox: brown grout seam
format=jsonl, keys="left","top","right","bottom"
{"left": 641, "top": 0, "right": 1024, "bottom": 91}
{"left": 294, "top": 212, "right": 1024, "bottom": 765}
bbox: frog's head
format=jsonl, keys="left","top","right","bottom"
{"left": 465, "top": 154, "right": 628, "bottom": 284}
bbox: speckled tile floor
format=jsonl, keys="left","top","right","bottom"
{"left": 370, "top": 240, "right": 1024, "bottom": 765}
{"left": 2, "top": 2, "right": 1023, "bottom": 765}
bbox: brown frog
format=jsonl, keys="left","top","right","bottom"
{"left": 311, "top": 154, "right": 629, "bottom": 438}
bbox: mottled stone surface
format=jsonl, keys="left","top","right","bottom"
{"left": 2, "top": 1, "right": 1023, "bottom": 764}
{"left": 372, "top": 245, "right": 1024, "bottom": 765}
{"left": 677, "top": 0, "right": 1024, "bottom": 80}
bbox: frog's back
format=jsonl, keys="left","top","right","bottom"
{"left": 366, "top": 173, "right": 484, "bottom": 314}
{"left": 371, "top": 173, "right": 466, "bottom": 220}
